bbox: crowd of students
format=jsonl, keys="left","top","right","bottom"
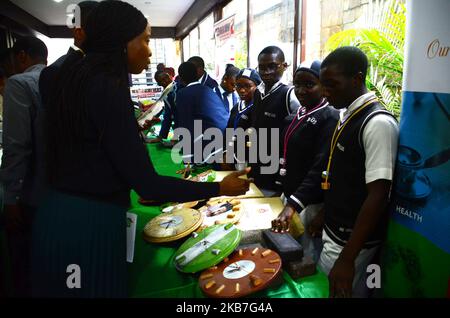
{"left": 0, "top": 0, "right": 399, "bottom": 298}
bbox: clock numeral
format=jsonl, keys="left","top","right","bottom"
{"left": 205, "top": 280, "right": 216, "bottom": 289}
{"left": 215, "top": 284, "right": 225, "bottom": 294}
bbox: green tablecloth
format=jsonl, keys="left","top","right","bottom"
{"left": 127, "top": 143, "right": 329, "bottom": 298}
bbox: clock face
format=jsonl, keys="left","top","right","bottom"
{"left": 223, "top": 260, "right": 256, "bottom": 279}
{"left": 199, "top": 248, "right": 282, "bottom": 298}
{"left": 143, "top": 208, "right": 203, "bottom": 243}
{"left": 159, "top": 215, "right": 183, "bottom": 228}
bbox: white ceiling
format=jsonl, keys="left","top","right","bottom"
{"left": 10, "top": 0, "right": 196, "bottom": 27}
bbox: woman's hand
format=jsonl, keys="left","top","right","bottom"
{"left": 219, "top": 168, "right": 253, "bottom": 196}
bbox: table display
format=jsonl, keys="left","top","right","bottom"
{"left": 127, "top": 143, "right": 329, "bottom": 298}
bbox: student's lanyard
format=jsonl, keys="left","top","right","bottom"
{"left": 279, "top": 99, "right": 327, "bottom": 176}
{"left": 233, "top": 100, "right": 254, "bottom": 132}
{"left": 321, "top": 98, "right": 378, "bottom": 190}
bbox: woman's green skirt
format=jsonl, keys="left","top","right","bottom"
{"left": 31, "top": 190, "right": 127, "bottom": 298}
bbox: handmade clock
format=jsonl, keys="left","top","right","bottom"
{"left": 199, "top": 247, "right": 282, "bottom": 298}
{"left": 173, "top": 223, "right": 241, "bottom": 273}
{"left": 143, "top": 208, "right": 203, "bottom": 243}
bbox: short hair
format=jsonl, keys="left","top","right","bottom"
{"left": 12, "top": 36, "right": 48, "bottom": 62}
{"left": 321, "top": 46, "right": 368, "bottom": 79}
{"left": 154, "top": 70, "right": 163, "bottom": 81}
{"left": 157, "top": 63, "right": 165, "bottom": 71}
{"left": 187, "top": 56, "right": 205, "bottom": 70}
{"left": 258, "top": 46, "right": 285, "bottom": 62}
{"left": 224, "top": 65, "right": 240, "bottom": 79}
{"left": 155, "top": 71, "right": 171, "bottom": 81}
{"left": 178, "top": 62, "right": 198, "bottom": 84}
{"left": 72, "top": 1, "right": 98, "bottom": 28}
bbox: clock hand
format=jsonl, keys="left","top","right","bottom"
{"left": 238, "top": 264, "right": 251, "bottom": 274}
{"left": 226, "top": 268, "right": 241, "bottom": 274}
{"left": 225, "top": 263, "right": 241, "bottom": 273}
{"left": 163, "top": 219, "right": 175, "bottom": 230}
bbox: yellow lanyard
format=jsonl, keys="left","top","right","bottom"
{"left": 322, "top": 98, "right": 378, "bottom": 190}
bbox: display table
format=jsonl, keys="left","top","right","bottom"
{"left": 127, "top": 143, "right": 329, "bottom": 298}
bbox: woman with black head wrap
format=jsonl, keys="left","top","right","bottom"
{"left": 32, "top": 0, "right": 250, "bottom": 298}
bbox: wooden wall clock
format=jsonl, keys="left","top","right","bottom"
{"left": 199, "top": 247, "right": 282, "bottom": 298}
{"left": 143, "top": 208, "right": 203, "bottom": 243}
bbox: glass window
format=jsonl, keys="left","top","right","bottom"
{"left": 222, "top": 0, "right": 248, "bottom": 70}
{"left": 132, "top": 38, "right": 180, "bottom": 87}
{"left": 249, "top": 0, "right": 296, "bottom": 83}
{"left": 189, "top": 27, "right": 199, "bottom": 58}
{"left": 182, "top": 35, "right": 190, "bottom": 61}
{"left": 199, "top": 14, "right": 216, "bottom": 77}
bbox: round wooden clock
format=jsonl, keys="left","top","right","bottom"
{"left": 199, "top": 248, "right": 282, "bottom": 298}
{"left": 143, "top": 208, "right": 203, "bottom": 243}
{"left": 173, "top": 224, "right": 241, "bottom": 273}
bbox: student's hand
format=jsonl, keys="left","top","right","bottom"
{"left": 271, "top": 205, "right": 296, "bottom": 233}
{"left": 328, "top": 256, "right": 355, "bottom": 298}
{"left": 219, "top": 168, "right": 253, "bottom": 196}
{"left": 4, "top": 204, "right": 24, "bottom": 234}
{"left": 148, "top": 137, "right": 162, "bottom": 144}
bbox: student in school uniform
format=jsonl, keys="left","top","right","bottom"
{"left": 271, "top": 61, "right": 339, "bottom": 263}
{"left": 175, "top": 62, "right": 229, "bottom": 164}
{"left": 187, "top": 56, "right": 218, "bottom": 89}
{"left": 223, "top": 68, "right": 262, "bottom": 170}
{"left": 213, "top": 65, "right": 240, "bottom": 115}
{"left": 318, "top": 46, "right": 399, "bottom": 298}
{"left": 248, "top": 46, "right": 300, "bottom": 195}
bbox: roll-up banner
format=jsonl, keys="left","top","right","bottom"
{"left": 382, "top": 0, "right": 450, "bottom": 297}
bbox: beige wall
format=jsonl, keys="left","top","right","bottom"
{"left": 304, "top": 0, "right": 396, "bottom": 60}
